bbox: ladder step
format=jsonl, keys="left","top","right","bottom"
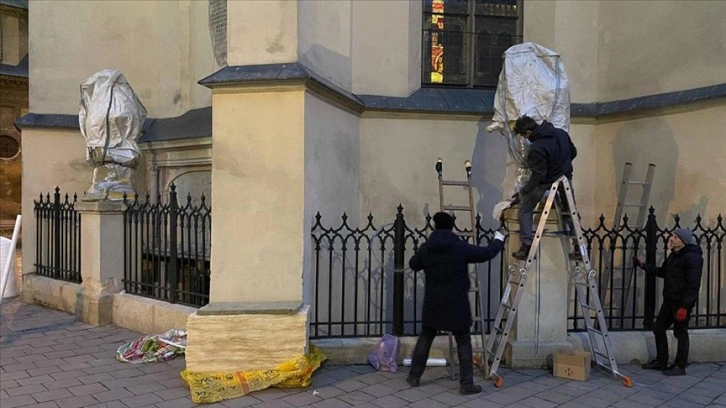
{"left": 622, "top": 203, "right": 645, "bottom": 207}
{"left": 441, "top": 180, "right": 470, "bottom": 187}
{"left": 627, "top": 181, "right": 649, "bottom": 185}
{"left": 443, "top": 205, "right": 472, "bottom": 211}
{"left": 587, "top": 327, "right": 604, "bottom": 336}
{"left": 579, "top": 303, "right": 598, "bottom": 312}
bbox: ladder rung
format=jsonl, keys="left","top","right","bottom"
{"left": 622, "top": 203, "right": 645, "bottom": 207}
{"left": 441, "top": 180, "right": 469, "bottom": 187}
{"left": 579, "top": 303, "right": 597, "bottom": 312}
{"left": 443, "top": 205, "right": 472, "bottom": 211}
{"left": 587, "top": 327, "right": 604, "bottom": 336}
{"left": 593, "top": 350, "right": 609, "bottom": 358}
{"left": 468, "top": 287, "right": 479, "bottom": 293}
{"left": 627, "top": 181, "right": 649, "bottom": 185}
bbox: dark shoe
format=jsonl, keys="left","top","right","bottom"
{"left": 663, "top": 366, "right": 686, "bottom": 376}
{"left": 641, "top": 360, "right": 667, "bottom": 371}
{"left": 406, "top": 375, "right": 420, "bottom": 387}
{"left": 460, "top": 383, "right": 482, "bottom": 395}
{"left": 512, "top": 245, "right": 532, "bottom": 260}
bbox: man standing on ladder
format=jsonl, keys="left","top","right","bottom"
{"left": 406, "top": 212, "right": 505, "bottom": 394}
{"left": 510, "top": 115, "right": 579, "bottom": 260}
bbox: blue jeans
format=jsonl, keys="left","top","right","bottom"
{"left": 518, "top": 180, "right": 576, "bottom": 246}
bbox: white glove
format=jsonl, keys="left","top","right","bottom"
{"left": 494, "top": 231, "right": 506, "bottom": 242}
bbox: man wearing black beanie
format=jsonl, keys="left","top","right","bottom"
{"left": 634, "top": 227, "right": 703, "bottom": 376}
{"left": 406, "top": 212, "right": 505, "bottom": 394}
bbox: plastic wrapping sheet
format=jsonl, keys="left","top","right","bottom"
{"left": 79, "top": 69, "right": 146, "bottom": 200}
{"left": 489, "top": 42, "right": 571, "bottom": 205}
{"left": 79, "top": 69, "right": 146, "bottom": 166}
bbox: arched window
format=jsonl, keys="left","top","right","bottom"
{"left": 422, "top": 0, "right": 521, "bottom": 88}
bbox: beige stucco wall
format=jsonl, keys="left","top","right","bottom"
{"left": 20, "top": 127, "right": 150, "bottom": 276}
{"left": 351, "top": 0, "right": 422, "bottom": 96}
{"left": 596, "top": 0, "right": 726, "bottom": 100}
{"left": 227, "top": 0, "right": 297, "bottom": 66}
{"left": 28, "top": 0, "right": 214, "bottom": 117}
{"left": 525, "top": 1, "right": 726, "bottom": 103}
{"left": 20, "top": 128, "right": 89, "bottom": 276}
{"left": 209, "top": 86, "right": 305, "bottom": 304}
{"left": 357, "top": 104, "right": 723, "bottom": 229}
{"left": 591, "top": 103, "right": 726, "bottom": 225}
{"left": 303, "top": 92, "right": 360, "bottom": 304}
{"left": 298, "top": 0, "right": 352, "bottom": 91}
{"left": 0, "top": 9, "right": 28, "bottom": 65}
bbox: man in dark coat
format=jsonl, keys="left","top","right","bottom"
{"left": 406, "top": 212, "right": 505, "bottom": 394}
{"left": 635, "top": 227, "right": 703, "bottom": 376}
{"left": 511, "top": 115, "right": 578, "bottom": 260}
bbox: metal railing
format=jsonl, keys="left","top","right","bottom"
{"left": 33, "top": 188, "right": 81, "bottom": 283}
{"left": 122, "top": 184, "right": 211, "bottom": 308}
{"left": 310, "top": 206, "right": 726, "bottom": 339}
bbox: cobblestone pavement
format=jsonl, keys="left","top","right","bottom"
{"left": 1, "top": 299, "right": 725, "bottom": 408}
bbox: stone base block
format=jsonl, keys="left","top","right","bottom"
{"left": 185, "top": 302, "right": 309, "bottom": 372}
{"left": 76, "top": 290, "right": 114, "bottom": 325}
{"left": 505, "top": 340, "right": 574, "bottom": 369}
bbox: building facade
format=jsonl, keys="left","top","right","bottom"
{"left": 16, "top": 0, "right": 726, "bottom": 365}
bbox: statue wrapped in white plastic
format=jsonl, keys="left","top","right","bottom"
{"left": 79, "top": 69, "right": 147, "bottom": 201}
{"left": 487, "top": 42, "right": 570, "bottom": 219}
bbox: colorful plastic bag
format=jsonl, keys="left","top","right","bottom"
{"left": 367, "top": 334, "right": 400, "bottom": 372}
{"left": 181, "top": 344, "right": 326, "bottom": 404}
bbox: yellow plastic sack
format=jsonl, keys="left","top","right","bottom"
{"left": 181, "top": 345, "right": 326, "bottom": 404}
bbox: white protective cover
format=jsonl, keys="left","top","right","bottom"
{"left": 489, "top": 42, "right": 570, "bottom": 219}
{"left": 492, "top": 42, "right": 570, "bottom": 131}
{"left": 79, "top": 69, "right": 147, "bottom": 166}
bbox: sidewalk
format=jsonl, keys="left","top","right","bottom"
{"left": 1, "top": 299, "right": 724, "bottom": 408}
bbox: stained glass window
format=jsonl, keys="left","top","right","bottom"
{"left": 422, "top": 0, "right": 521, "bottom": 88}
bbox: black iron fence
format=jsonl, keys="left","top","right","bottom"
{"left": 122, "top": 185, "right": 211, "bottom": 308}
{"left": 310, "top": 206, "right": 726, "bottom": 339}
{"left": 33, "top": 188, "right": 82, "bottom": 283}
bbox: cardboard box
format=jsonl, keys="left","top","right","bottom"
{"left": 553, "top": 349, "right": 591, "bottom": 381}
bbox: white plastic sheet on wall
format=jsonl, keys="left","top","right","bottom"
{"left": 0, "top": 237, "right": 19, "bottom": 299}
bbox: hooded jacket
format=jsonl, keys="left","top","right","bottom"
{"left": 409, "top": 230, "right": 503, "bottom": 332}
{"left": 520, "top": 121, "right": 577, "bottom": 196}
{"left": 645, "top": 243, "right": 703, "bottom": 309}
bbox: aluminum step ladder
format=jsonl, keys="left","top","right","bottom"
{"left": 435, "top": 158, "right": 487, "bottom": 380}
{"left": 600, "top": 163, "right": 655, "bottom": 323}
{"left": 484, "top": 176, "right": 632, "bottom": 388}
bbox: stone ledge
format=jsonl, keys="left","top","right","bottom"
{"left": 197, "top": 301, "right": 303, "bottom": 315}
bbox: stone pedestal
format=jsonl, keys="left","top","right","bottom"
{"left": 185, "top": 302, "right": 309, "bottom": 372}
{"left": 188, "top": 80, "right": 310, "bottom": 373}
{"left": 502, "top": 207, "right": 572, "bottom": 368}
{"left": 74, "top": 200, "right": 125, "bottom": 325}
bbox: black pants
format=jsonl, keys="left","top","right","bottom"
{"left": 653, "top": 302, "right": 690, "bottom": 368}
{"left": 409, "top": 327, "right": 475, "bottom": 385}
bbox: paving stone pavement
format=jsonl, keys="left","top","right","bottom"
{"left": 1, "top": 299, "right": 725, "bottom": 408}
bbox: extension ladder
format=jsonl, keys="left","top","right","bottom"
{"left": 484, "top": 176, "right": 632, "bottom": 388}
{"left": 435, "top": 158, "right": 487, "bottom": 380}
{"left": 600, "top": 163, "right": 656, "bottom": 321}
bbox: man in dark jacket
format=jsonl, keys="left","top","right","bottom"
{"left": 406, "top": 212, "right": 505, "bottom": 394}
{"left": 635, "top": 228, "right": 703, "bottom": 376}
{"left": 511, "top": 116, "right": 578, "bottom": 260}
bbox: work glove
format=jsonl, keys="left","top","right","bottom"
{"left": 633, "top": 257, "right": 645, "bottom": 269}
{"left": 675, "top": 307, "right": 688, "bottom": 322}
{"left": 494, "top": 230, "right": 506, "bottom": 242}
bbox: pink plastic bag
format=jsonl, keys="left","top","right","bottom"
{"left": 367, "top": 334, "right": 400, "bottom": 372}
